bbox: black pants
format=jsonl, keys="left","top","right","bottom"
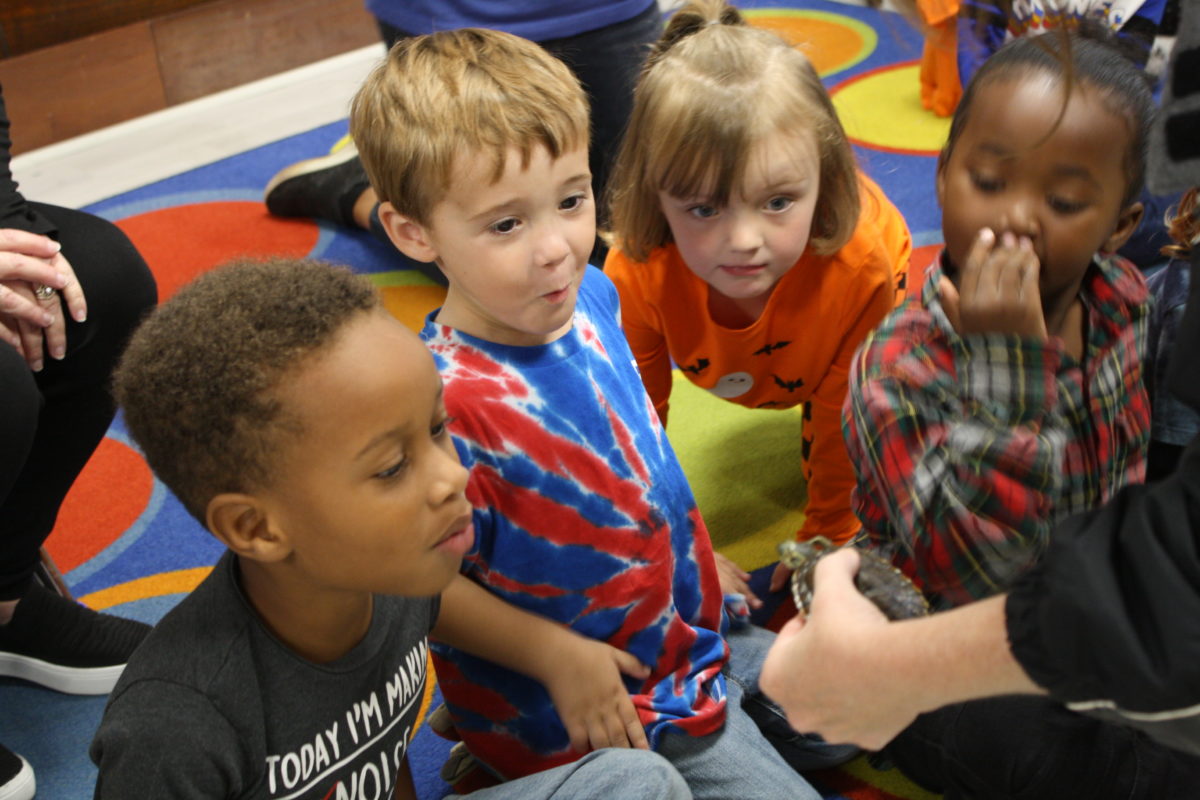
{"left": 0, "top": 203, "right": 157, "bottom": 599}
{"left": 885, "top": 695, "right": 1200, "bottom": 799}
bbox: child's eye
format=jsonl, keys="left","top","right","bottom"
{"left": 1047, "top": 196, "right": 1086, "bottom": 214}
{"left": 432, "top": 416, "right": 456, "bottom": 439}
{"left": 764, "top": 196, "right": 794, "bottom": 213}
{"left": 375, "top": 458, "right": 408, "bottom": 481}
{"left": 560, "top": 193, "right": 588, "bottom": 212}
{"left": 970, "top": 172, "right": 1003, "bottom": 193}
{"left": 687, "top": 204, "right": 719, "bottom": 220}
{"left": 490, "top": 218, "right": 520, "bottom": 235}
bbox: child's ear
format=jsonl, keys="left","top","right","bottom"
{"left": 378, "top": 202, "right": 439, "bottom": 263}
{"left": 1100, "top": 201, "right": 1144, "bottom": 254}
{"left": 207, "top": 494, "right": 291, "bottom": 563}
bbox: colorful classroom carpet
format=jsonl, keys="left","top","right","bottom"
{"left": 0, "top": 2, "right": 949, "bottom": 797}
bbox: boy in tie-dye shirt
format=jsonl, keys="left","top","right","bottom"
{"left": 348, "top": 23, "right": 833, "bottom": 800}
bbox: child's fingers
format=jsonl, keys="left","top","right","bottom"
{"left": 623, "top": 707, "right": 650, "bottom": 750}
{"left": 993, "top": 236, "right": 1022, "bottom": 298}
{"left": 564, "top": 719, "right": 590, "bottom": 754}
{"left": 586, "top": 715, "right": 615, "bottom": 750}
{"left": 959, "top": 227, "right": 995, "bottom": 302}
{"left": 716, "top": 552, "right": 761, "bottom": 608}
{"left": 1017, "top": 238, "right": 1048, "bottom": 340}
{"left": 612, "top": 648, "right": 651, "bottom": 681}
{"left": 769, "top": 560, "right": 791, "bottom": 593}
{"left": 938, "top": 276, "right": 962, "bottom": 333}
{"left": 714, "top": 552, "right": 750, "bottom": 581}
{"left": 595, "top": 698, "right": 648, "bottom": 751}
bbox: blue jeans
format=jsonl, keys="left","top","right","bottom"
{"left": 655, "top": 625, "right": 852, "bottom": 800}
{"left": 724, "top": 624, "right": 861, "bottom": 772}
{"left": 451, "top": 748, "right": 691, "bottom": 800}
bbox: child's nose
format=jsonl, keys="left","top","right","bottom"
{"left": 431, "top": 445, "right": 469, "bottom": 504}
{"left": 728, "top": 214, "right": 763, "bottom": 252}
{"left": 536, "top": 222, "right": 572, "bottom": 267}
{"left": 998, "top": 197, "right": 1039, "bottom": 240}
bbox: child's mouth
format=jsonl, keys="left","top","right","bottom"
{"left": 720, "top": 264, "right": 766, "bottom": 276}
{"left": 436, "top": 520, "right": 475, "bottom": 556}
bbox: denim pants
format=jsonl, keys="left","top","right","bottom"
{"left": 450, "top": 747, "right": 690, "bottom": 800}
{"left": 654, "top": 624, "right": 852, "bottom": 800}
{"left": 724, "top": 623, "right": 861, "bottom": 772}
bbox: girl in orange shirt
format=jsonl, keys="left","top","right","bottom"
{"left": 605, "top": 0, "right": 912, "bottom": 599}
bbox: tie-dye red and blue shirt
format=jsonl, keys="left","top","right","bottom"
{"left": 421, "top": 266, "right": 729, "bottom": 779}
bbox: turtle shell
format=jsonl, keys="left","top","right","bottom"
{"left": 778, "top": 536, "right": 930, "bottom": 621}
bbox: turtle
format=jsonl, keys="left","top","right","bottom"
{"left": 777, "top": 536, "right": 930, "bottom": 621}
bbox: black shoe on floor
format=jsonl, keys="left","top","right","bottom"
{"left": 0, "top": 582, "right": 151, "bottom": 695}
{"left": 0, "top": 742, "right": 35, "bottom": 800}
{"left": 263, "top": 144, "right": 370, "bottom": 228}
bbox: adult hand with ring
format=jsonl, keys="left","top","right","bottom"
{"left": 0, "top": 228, "right": 88, "bottom": 371}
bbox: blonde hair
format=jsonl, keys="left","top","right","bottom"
{"left": 350, "top": 28, "right": 590, "bottom": 225}
{"left": 606, "top": 0, "right": 860, "bottom": 262}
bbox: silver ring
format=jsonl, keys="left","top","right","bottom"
{"left": 33, "top": 283, "right": 56, "bottom": 301}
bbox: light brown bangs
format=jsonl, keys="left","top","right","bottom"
{"left": 649, "top": 92, "right": 762, "bottom": 204}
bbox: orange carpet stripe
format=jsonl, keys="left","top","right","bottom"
{"left": 79, "top": 567, "right": 213, "bottom": 611}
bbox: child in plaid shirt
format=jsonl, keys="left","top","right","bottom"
{"left": 846, "top": 30, "right": 1154, "bottom": 610}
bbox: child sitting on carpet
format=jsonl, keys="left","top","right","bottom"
{"left": 352, "top": 25, "right": 845, "bottom": 799}
{"left": 843, "top": 30, "right": 1200, "bottom": 800}
{"left": 89, "top": 258, "right": 691, "bottom": 800}
{"left": 846, "top": 29, "right": 1152, "bottom": 610}
{"left": 604, "top": 0, "right": 912, "bottom": 597}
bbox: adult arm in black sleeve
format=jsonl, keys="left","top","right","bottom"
{"left": 1006, "top": 434, "right": 1200, "bottom": 754}
{"left": 0, "top": 84, "right": 56, "bottom": 236}
{"left": 1007, "top": 250, "right": 1200, "bottom": 755}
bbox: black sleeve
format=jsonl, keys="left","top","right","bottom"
{"left": 1006, "top": 433, "right": 1200, "bottom": 754}
{"left": 0, "top": 83, "right": 56, "bottom": 236}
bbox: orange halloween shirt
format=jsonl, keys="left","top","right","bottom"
{"left": 605, "top": 174, "right": 911, "bottom": 544}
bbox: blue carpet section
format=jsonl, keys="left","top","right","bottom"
{"left": 2, "top": 2, "right": 941, "bottom": 797}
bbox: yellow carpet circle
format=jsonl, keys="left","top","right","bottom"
{"left": 745, "top": 9, "right": 876, "bottom": 77}
{"left": 831, "top": 62, "right": 951, "bottom": 155}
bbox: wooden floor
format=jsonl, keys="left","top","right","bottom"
{"left": 0, "top": 0, "right": 378, "bottom": 155}
{"left": 10, "top": 44, "right": 382, "bottom": 210}
{"left": 9, "top": 0, "right": 890, "bottom": 210}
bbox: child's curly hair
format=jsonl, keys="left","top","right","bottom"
{"left": 114, "top": 258, "right": 380, "bottom": 523}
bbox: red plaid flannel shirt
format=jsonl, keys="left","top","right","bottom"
{"left": 845, "top": 251, "right": 1150, "bottom": 608}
